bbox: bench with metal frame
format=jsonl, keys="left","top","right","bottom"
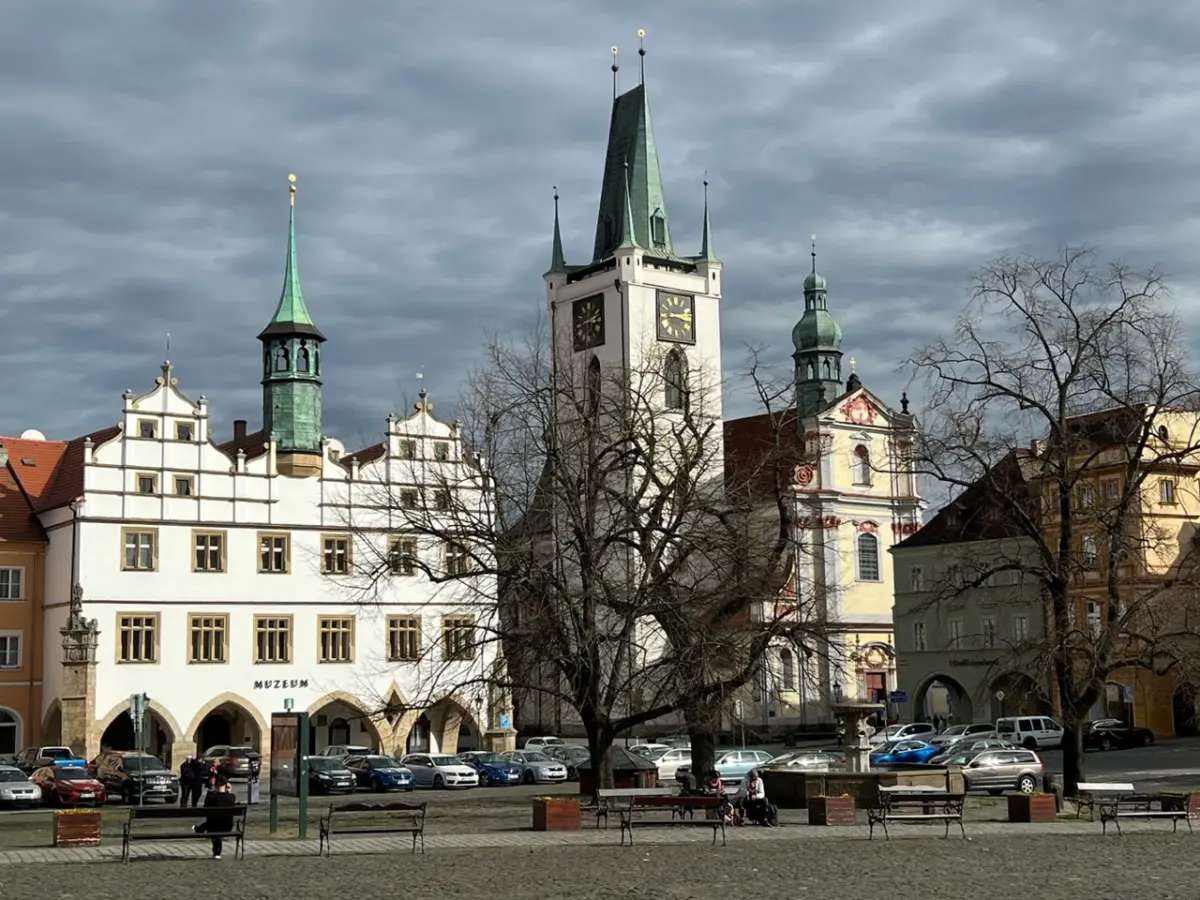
{"left": 1075, "top": 781, "right": 1135, "bottom": 821}
{"left": 1099, "top": 793, "right": 1194, "bottom": 836}
{"left": 615, "top": 794, "right": 727, "bottom": 847}
{"left": 867, "top": 785, "right": 966, "bottom": 841}
{"left": 317, "top": 801, "right": 428, "bottom": 856}
{"left": 594, "top": 787, "right": 674, "bottom": 829}
{"left": 121, "top": 804, "right": 249, "bottom": 863}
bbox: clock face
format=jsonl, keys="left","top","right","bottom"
{"left": 572, "top": 294, "right": 605, "bottom": 352}
{"left": 656, "top": 291, "right": 695, "bottom": 344}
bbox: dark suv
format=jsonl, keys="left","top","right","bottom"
{"left": 90, "top": 750, "right": 180, "bottom": 804}
{"left": 201, "top": 745, "right": 261, "bottom": 779}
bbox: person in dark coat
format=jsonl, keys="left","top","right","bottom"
{"left": 178, "top": 755, "right": 202, "bottom": 808}
{"left": 194, "top": 777, "right": 237, "bottom": 859}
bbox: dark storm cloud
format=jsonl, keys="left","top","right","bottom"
{"left": 3, "top": 0, "right": 1200, "bottom": 445}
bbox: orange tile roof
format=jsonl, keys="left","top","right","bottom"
{"left": 29, "top": 426, "right": 121, "bottom": 513}
{"left": 215, "top": 428, "right": 270, "bottom": 462}
{"left": 0, "top": 435, "right": 71, "bottom": 541}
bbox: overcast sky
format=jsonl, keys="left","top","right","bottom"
{"left": 2, "top": 0, "right": 1198, "bottom": 450}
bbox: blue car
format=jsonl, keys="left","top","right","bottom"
{"left": 458, "top": 751, "right": 523, "bottom": 786}
{"left": 342, "top": 754, "right": 415, "bottom": 792}
{"left": 869, "top": 740, "right": 943, "bottom": 766}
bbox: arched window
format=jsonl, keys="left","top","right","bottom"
{"left": 262, "top": 348, "right": 271, "bottom": 376}
{"left": 314, "top": 347, "right": 321, "bottom": 375}
{"left": 274, "top": 345, "right": 290, "bottom": 372}
{"left": 806, "top": 362, "right": 815, "bottom": 381}
{"left": 297, "top": 343, "right": 310, "bottom": 373}
{"left": 857, "top": 533, "right": 880, "bottom": 581}
{"left": 0, "top": 709, "right": 19, "bottom": 756}
{"left": 780, "top": 649, "right": 795, "bottom": 690}
{"left": 823, "top": 359, "right": 831, "bottom": 379}
{"left": 853, "top": 444, "right": 871, "bottom": 485}
{"left": 664, "top": 349, "right": 688, "bottom": 411}
{"left": 586, "top": 357, "right": 602, "bottom": 419}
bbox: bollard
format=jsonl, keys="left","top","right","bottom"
{"left": 1044, "top": 773, "right": 1064, "bottom": 812}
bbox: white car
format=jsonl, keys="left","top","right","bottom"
{"left": 995, "top": 716, "right": 1064, "bottom": 749}
{"left": 0, "top": 765, "right": 41, "bottom": 806}
{"left": 869, "top": 723, "right": 937, "bottom": 745}
{"left": 320, "top": 744, "right": 372, "bottom": 759}
{"left": 629, "top": 743, "right": 671, "bottom": 759}
{"left": 400, "top": 753, "right": 479, "bottom": 789}
{"left": 929, "top": 724, "right": 997, "bottom": 747}
{"left": 524, "top": 736, "right": 567, "bottom": 751}
{"left": 654, "top": 747, "right": 692, "bottom": 780}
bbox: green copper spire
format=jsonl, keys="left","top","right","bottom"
{"left": 592, "top": 83, "right": 673, "bottom": 261}
{"left": 793, "top": 234, "right": 844, "bottom": 417}
{"left": 618, "top": 161, "right": 639, "bottom": 248}
{"left": 259, "top": 174, "right": 324, "bottom": 341}
{"left": 699, "top": 177, "right": 716, "bottom": 262}
{"left": 548, "top": 187, "right": 566, "bottom": 272}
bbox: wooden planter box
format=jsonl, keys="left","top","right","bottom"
{"left": 808, "top": 795, "right": 855, "bottom": 826}
{"left": 1008, "top": 793, "right": 1056, "bottom": 823}
{"left": 532, "top": 797, "right": 581, "bottom": 831}
{"left": 53, "top": 810, "right": 102, "bottom": 847}
{"left": 1159, "top": 794, "right": 1200, "bottom": 819}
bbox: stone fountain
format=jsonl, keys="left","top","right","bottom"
{"left": 830, "top": 701, "right": 885, "bottom": 773}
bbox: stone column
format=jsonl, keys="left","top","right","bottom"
{"left": 60, "top": 585, "right": 101, "bottom": 760}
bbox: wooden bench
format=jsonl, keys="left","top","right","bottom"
{"left": 121, "top": 804, "right": 249, "bottom": 863}
{"left": 867, "top": 786, "right": 966, "bottom": 841}
{"left": 318, "top": 801, "right": 428, "bottom": 856}
{"left": 1075, "top": 782, "right": 1135, "bottom": 821}
{"left": 1099, "top": 793, "right": 1195, "bottom": 836}
{"left": 594, "top": 787, "right": 674, "bottom": 829}
{"left": 615, "top": 794, "right": 726, "bottom": 847}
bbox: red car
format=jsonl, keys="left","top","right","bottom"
{"left": 31, "top": 765, "right": 107, "bottom": 807}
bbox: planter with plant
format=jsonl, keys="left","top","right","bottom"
{"left": 1007, "top": 792, "right": 1056, "bottom": 823}
{"left": 532, "top": 795, "right": 581, "bottom": 831}
{"left": 809, "top": 793, "right": 855, "bottom": 826}
{"left": 53, "top": 808, "right": 102, "bottom": 847}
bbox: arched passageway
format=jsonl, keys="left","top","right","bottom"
{"left": 307, "top": 694, "right": 383, "bottom": 753}
{"left": 913, "top": 673, "right": 974, "bottom": 724}
{"left": 100, "top": 710, "right": 174, "bottom": 763}
{"left": 192, "top": 699, "right": 263, "bottom": 753}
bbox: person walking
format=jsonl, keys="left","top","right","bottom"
{"left": 194, "top": 777, "right": 237, "bottom": 859}
{"left": 178, "top": 755, "right": 202, "bottom": 808}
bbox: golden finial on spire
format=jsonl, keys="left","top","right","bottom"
{"left": 850, "top": 357, "right": 857, "bottom": 373}
{"left": 637, "top": 29, "right": 646, "bottom": 84}
{"left": 288, "top": 172, "right": 297, "bottom": 207}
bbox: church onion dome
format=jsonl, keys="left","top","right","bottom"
{"left": 792, "top": 309, "right": 842, "bottom": 352}
{"left": 803, "top": 270, "right": 827, "bottom": 292}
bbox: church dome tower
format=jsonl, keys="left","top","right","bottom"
{"left": 792, "top": 236, "right": 845, "bottom": 415}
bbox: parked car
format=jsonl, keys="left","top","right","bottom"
{"left": 30, "top": 765, "right": 107, "bottom": 807}
{"left": 306, "top": 756, "right": 359, "bottom": 794}
{"left": 496, "top": 750, "right": 569, "bottom": 785}
{"left": 319, "top": 744, "right": 372, "bottom": 759}
{"left": 675, "top": 749, "right": 774, "bottom": 786}
{"left": 90, "top": 750, "right": 180, "bottom": 804}
{"left": 961, "top": 748, "right": 1044, "bottom": 794}
{"left": 11, "top": 746, "right": 86, "bottom": 775}
{"left": 401, "top": 753, "right": 480, "bottom": 789}
{"left": 764, "top": 749, "right": 847, "bottom": 769}
{"left": 654, "top": 747, "right": 692, "bottom": 781}
{"left": 869, "top": 740, "right": 943, "bottom": 766}
{"left": 343, "top": 755, "right": 415, "bottom": 792}
{"left": 929, "top": 724, "right": 998, "bottom": 747}
{"left": 458, "top": 751, "right": 523, "bottom": 786}
{"left": 868, "top": 723, "right": 937, "bottom": 746}
{"left": 1084, "top": 720, "right": 1156, "bottom": 751}
{"left": 995, "top": 716, "right": 1063, "bottom": 750}
{"left": 523, "top": 736, "right": 567, "bottom": 752}
{"left": 544, "top": 745, "right": 590, "bottom": 781}
{"left": 0, "top": 765, "right": 41, "bottom": 807}
{"left": 200, "top": 745, "right": 261, "bottom": 779}
{"left": 925, "top": 747, "right": 987, "bottom": 768}
{"left": 629, "top": 744, "right": 671, "bottom": 759}
{"left": 658, "top": 734, "right": 692, "bottom": 749}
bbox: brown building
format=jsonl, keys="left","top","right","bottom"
{"left": 0, "top": 434, "right": 68, "bottom": 755}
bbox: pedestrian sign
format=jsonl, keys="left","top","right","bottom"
{"left": 499, "top": 713, "right": 510, "bottom": 729}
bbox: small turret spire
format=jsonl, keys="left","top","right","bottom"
{"left": 261, "top": 173, "right": 320, "bottom": 334}
{"left": 549, "top": 186, "right": 566, "bottom": 272}
{"left": 700, "top": 174, "right": 716, "bottom": 262}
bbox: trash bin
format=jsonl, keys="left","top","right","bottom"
{"left": 1044, "top": 773, "right": 1063, "bottom": 812}
{"left": 247, "top": 778, "right": 261, "bottom": 804}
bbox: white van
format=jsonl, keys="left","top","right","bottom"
{"left": 995, "top": 716, "right": 1063, "bottom": 749}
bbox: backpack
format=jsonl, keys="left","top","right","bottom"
{"left": 765, "top": 802, "right": 779, "bottom": 827}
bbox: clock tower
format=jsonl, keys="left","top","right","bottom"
{"left": 544, "top": 75, "right": 725, "bottom": 472}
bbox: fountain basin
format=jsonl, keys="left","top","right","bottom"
{"left": 758, "top": 766, "right": 965, "bottom": 810}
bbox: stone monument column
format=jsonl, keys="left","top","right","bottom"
{"left": 60, "top": 584, "right": 101, "bottom": 760}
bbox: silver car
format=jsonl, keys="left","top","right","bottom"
{"left": 0, "top": 765, "right": 41, "bottom": 807}
{"left": 498, "top": 750, "right": 568, "bottom": 784}
{"left": 929, "top": 724, "right": 998, "bottom": 747}
{"left": 400, "top": 753, "right": 479, "bottom": 789}
{"left": 765, "top": 749, "right": 847, "bottom": 769}
{"left": 962, "top": 748, "right": 1044, "bottom": 794}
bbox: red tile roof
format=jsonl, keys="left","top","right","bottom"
{"left": 341, "top": 442, "right": 385, "bottom": 466}
{"left": 215, "top": 428, "right": 270, "bottom": 462}
{"left": 0, "top": 435, "right": 71, "bottom": 540}
{"left": 722, "top": 409, "right": 806, "bottom": 496}
{"left": 29, "top": 426, "right": 122, "bottom": 513}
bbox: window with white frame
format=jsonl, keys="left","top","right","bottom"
{"left": 909, "top": 566, "right": 924, "bottom": 591}
{"left": 852, "top": 445, "right": 871, "bottom": 485}
{"left": 982, "top": 616, "right": 997, "bottom": 649}
{"left": 948, "top": 620, "right": 962, "bottom": 650}
{"left": 1085, "top": 601, "right": 1102, "bottom": 636}
{"left": 856, "top": 533, "right": 880, "bottom": 581}
{"left": 0, "top": 634, "right": 19, "bottom": 668}
{"left": 1013, "top": 615, "right": 1029, "bottom": 642}
{"left": 0, "top": 568, "right": 22, "bottom": 600}
{"left": 779, "top": 648, "right": 796, "bottom": 690}
{"left": 913, "top": 622, "right": 926, "bottom": 651}
{"left": 1082, "top": 534, "right": 1098, "bottom": 569}
{"left": 1161, "top": 479, "right": 1176, "bottom": 504}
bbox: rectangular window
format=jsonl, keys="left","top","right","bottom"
{"left": 175, "top": 421, "right": 194, "bottom": 441}
{"left": 318, "top": 616, "right": 354, "bottom": 663}
{"left": 136, "top": 473, "right": 158, "bottom": 495}
{"left": 1085, "top": 601, "right": 1102, "bottom": 636}
{"left": 856, "top": 533, "right": 880, "bottom": 581}
{"left": 400, "top": 489, "right": 420, "bottom": 509}
{"left": 118, "top": 614, "right": 158, "bottom": 663}
{"left": 137, "top": 419, "right": 157, "bottom": 439}
{"left": 0, "top": 568, "right": 23, "bottom": 600}
{"left": 1082, "top": 534, "right": 1098, "bottom": 569}
{"left": 433, "top": 489, "right": 452, "bottom": 511}
{"left": 322, "top": 535, "right": 351, "bottom": 575}
{"left": 1076, "top": 484, "right": 1094, "bottom": 507}
{"left": 442, "top": 615, "right": 476, "bottom": 661}
{"left": 193, "top": 531, "right": 225, "bottom": 572}
{"left": 399, "top": 440, "right": 417, "bottom": 460}
{"left": 913, "top": 622, "right": 926, "bottom": 651}
{"left": 254, "top": 616, "right": 292, "bottom": 663}
{"left": 1103, "top": 480, "right": 1119, "bottom": 504}
{"left": 122, "top": 529, "right": 157, "bottom": 571}
{"left": 258, "top": 533, "right": 290, "bottom": 573}
{"left": 387, "top": 616, "right": 421, "bottom": 661}
{"left": 174, "top": 476, "right": 194, "bottom": 496}
{"left": 389, "top": 538, "right": 418, "bottom": 576}
{"left": 188, "top": 614, "right": 227, "bottom": 663}
{"left": 948, "top": 619, "right": 962, "bottom": 650}
{"left": 1013, "top": 615, "right": 1029, "bottom": 642}
{"left": 909, "top": 566, "right": 924, "bottom": 592}
{"left": 433, "top": 442, "right": 450, "bottom": 461}
{"left": 0, "top": 634, "right": 20, "bottom": 668}
{"left": 1161, "top": 480, "right": 1176, "bottom": 504}
{"left": 982, "top": 617, "right": 997, "bottom": 649}
{"left": 445, "top": 542, "right": 472, "bottom": 576}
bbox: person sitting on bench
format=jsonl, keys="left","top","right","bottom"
{"left": 193, "top": 777, "right": 237, "bottom": 859}
{"left": 735, "top": 771, "right": 768, "bottom": 825}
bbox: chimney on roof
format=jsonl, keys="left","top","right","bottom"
{"left": 234, "top": 420, "right": 247, "bottom": 443}
{"left": 0, "top": 447, "right": 7, "bottom": 468}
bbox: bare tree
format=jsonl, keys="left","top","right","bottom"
{"left": 339, "top": 321, "right": 832, "bottom": 786}
{"left": 908, "top": 246, "right": 1200, "bottom": 793}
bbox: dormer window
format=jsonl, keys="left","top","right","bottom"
{"left": 274, "top": 345, "right": 290, "bottom": 372}
{"left": 138, "top": 420, "right": 157, "bottom": 439}
{"left": 175, "top": 422, "right": 193, "bottom": 442}
{"left": 433, "top": 442, "right": 450, "bottom": 462}
{"left": 650, "top": 212, "right": 666, "bottom": 246}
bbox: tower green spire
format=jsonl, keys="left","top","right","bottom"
{"left": 792, "top": 235, "right": 844, "bottom": 417}
{"left": 592, "top": 83, "right": 672, "bottom": 261}
{"left": 549, "top": 187, "right": 566, "bottom": 272}
{"left": 618, "top": 160, "right": 639, "bottom": 248}
{"left": 699, "top": 177, "right": 716, "bottom": 262}
{"left": 258, "top": 174, "right": 325, "bottom": 460}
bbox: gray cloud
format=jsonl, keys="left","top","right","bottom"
{"left": 3, "top": 0, "right": 1200, "bottom": 447}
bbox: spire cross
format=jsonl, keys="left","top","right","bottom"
{"left": 288, "top": 172, "right": 296, "bottom": 207}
